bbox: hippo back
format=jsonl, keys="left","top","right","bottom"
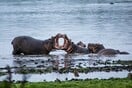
{"left": 88, "top": 43, "right": 105, "bottom": 53}
{"left": 11, "top": 36, "right": 53, "bottom": 55}
{"left": 97, "top": 49, "right": 119, "bottom": 56}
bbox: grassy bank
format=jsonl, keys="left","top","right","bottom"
{"left": 0, "top": 78, "right": 132, "bottom": 88}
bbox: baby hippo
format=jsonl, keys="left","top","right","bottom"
{"left": 11, "top": 36, "right": 55, "bottom": 55}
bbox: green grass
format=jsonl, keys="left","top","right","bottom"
{"left": 0, "top": 78, "right": 132, "bottom": 88}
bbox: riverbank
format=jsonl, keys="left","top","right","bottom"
{"left": 0, "top": 78, "right": 132, "bottom": 88}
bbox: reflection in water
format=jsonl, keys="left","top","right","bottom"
{"left": 0, "top": 53, "right": 132, "bottom": 81}
{"left": 0, "top": 71, "right": 131, "bottom": 82}
{"left": 0, "top": 54, "right": 130, "bottom": 81}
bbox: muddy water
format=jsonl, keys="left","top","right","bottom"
{"left": 0, "top": 0, "right": 132, "bottom": 82}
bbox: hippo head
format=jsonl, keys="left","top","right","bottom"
{"left": 77, "top": 41, "right": 86, "bottom": 48}
{"left": 53, "top": 33, "right": 72, "bottom": 51}
{"left": 43, "top": 36, "right": 56, "bottom": 52}
{"left": 88, "top": 43, "right": 105, "bottom": 53}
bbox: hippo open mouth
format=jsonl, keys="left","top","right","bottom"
{"left": 54, "top": 33, "right": 69, "bottom": 50}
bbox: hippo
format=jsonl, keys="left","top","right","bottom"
{"left": 98, "top": 49, "right": 129, "bottom": 56}
{"left": 77, "top": 41, "right": 86, "bottom": 48}
{"left": 60, "top": 34, "right": 129, "bottom": 55}
{"left": 65, "top": 42, "right": 89, "bottom": 54}
{"left": 53, "top": 33, "right": 69, "bottom": 50}
{"left": 87, "top": 43, "right": 129, "bottom": 56}
{"left": 55, "top": 34, "right": 89, "bottom": 54}
{"left": 87, "top": 43, "right": 105, "bottom": 54}
{"left": 11, "top": 36, "right": 56, "bottom": 55}
{"left": 77, "top": 42, "right": 105, "bottom": 54}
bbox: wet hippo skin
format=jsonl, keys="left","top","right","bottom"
{"left": 87, "top": 43, "right": 129, "bottom": 55}
{"left": 61, "top": 36, "right": 89, "bottom": 54}
{"left": 11, "top": 36, "right": 55, "bottom": 55}
{"left": 66, "top": 42, "right": 89, "bottom": 54}
{"left": 11, "top": 34, "right": 129, "bottom": 55}
{"left": 77, "top": 41, "right": 86, "bottom": 48}
{"left": 87, "top": 43, "right": 105, "bottom": 54}
{"left": 59, "top": 35, "right": 129, "bottom": 55}
{"left": 98, "top": 49, "right": 129, "bottom": 56}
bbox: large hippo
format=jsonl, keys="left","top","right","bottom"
{"left": 11, "top": 36, "right": 56, "bottom": 55}
{"left": 54, "top": 34, "right": 89, "bottom": 54}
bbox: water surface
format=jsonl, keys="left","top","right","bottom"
{"left": 0, "top": 0, "right": 132, "bottom": 81}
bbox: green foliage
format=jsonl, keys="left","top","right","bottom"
{"left": 0, "top": 78, "right": 132, "bottom": 88}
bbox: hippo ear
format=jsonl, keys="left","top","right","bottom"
{"left": 51, "top": 36, "right": 55, "bottom": 39}
{"left": 63, "top": 34, "right": 66, "bottom": 36}
{"left": 100, "top": 44, "right": 105, "bottom": 49}
{"left": 64, "top": 34, "right": 69, "bottom": 39}
{"left": 56, "top": 33, "right": 60, "bottom": 35}
{"left": 116, "top": 50, "right": 120, "bottom": 53}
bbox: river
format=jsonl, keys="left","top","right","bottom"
{"left": 0, "top": 0, "right": 132, "bottom": 82}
